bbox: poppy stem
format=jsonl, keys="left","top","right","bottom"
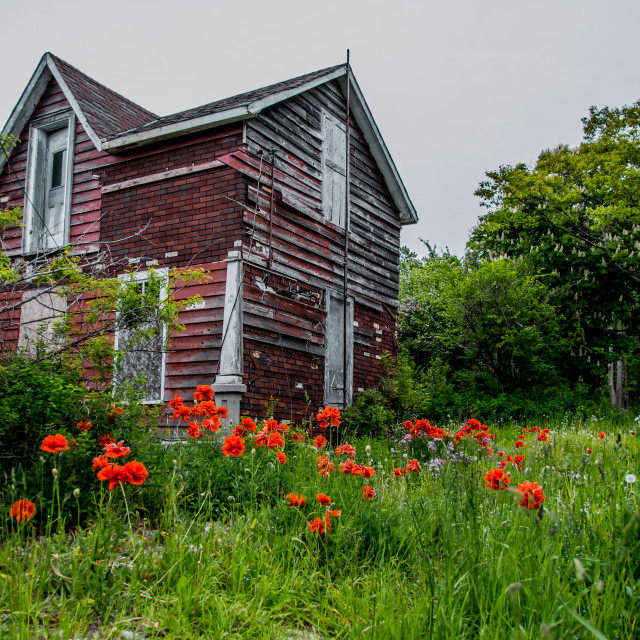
{"left": 119, "top": 482, "right": 132, "bottom": 533}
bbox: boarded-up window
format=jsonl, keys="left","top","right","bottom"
{"left": 114, "top": 270, "right": 167, "bottom": 403}
{"left": 18, "top": 288, "right": 67, "bottom": 349}
{"left": 321, "top": 110, "right": 347, "bottom": 227}
{"left": 24, "top": 115, "right": 75, "bottom": 253}
{"left": 323, "top": 290, "right": 353, "bottom": 406}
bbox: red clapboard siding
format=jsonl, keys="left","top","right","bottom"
{"left": 164, "top": 261, "right": 227, "bottom": 401}
{"left": 0, "top": 291, "right": 22, "bottom": 351}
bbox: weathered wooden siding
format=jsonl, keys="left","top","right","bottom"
{"left": 0, "top": 78, "right": 107, "bottom": 255}
{"left": 244, "top": 80, "right": 402, "bottom": 309}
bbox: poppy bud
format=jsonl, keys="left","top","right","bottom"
{"left": 73, "top": 488, "right": 80, "bottom": 498}
{"left": 52, "top": 468, "right": 58, "bottom": 477}
{"left": 251, "top": 448, "right": 256, "bottom": 456}
{"left": 365, "top": 445, "right": 371, "bottom": 454}
{"left": 173, "top": 460, "right": 177, "bottom": 466}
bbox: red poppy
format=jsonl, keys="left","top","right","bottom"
{"left": 240, "top": 417, "right": 257, "bottom": 433}
{"left": 168, "top": 393, "right": 183, "bottom": 409}
{"left": 317, "top": 493, "right": 331, "bottom": 506}
{"left": 263, "top": 419, "right": 279, "bottom": 434}
{"left": 202, "top": 416, "right": 221, "bottom": 432}
{"left": 76, "top": 420, "right": 93, "bottom": 432}
{"left": 308, "top": 517, "right": 325, "bottom": 534}
{"left": 339, "top": 460, "right": 357, "bottom": 476}
{"left": 317, "top": 406, "right": 341, "bottom": 429}
{"left": 104, "top": 441, "right": 131, "bottom": 459}
{"left": 517, "top": 481, "right": 545, "bottom": 510}
{"left": 362, "top": 486, "right": 376, "bottom": 500}
{"left": 99, "top": 433, "right": 115, "bottom": 448}
{"left": 275, "top": 451, "right": 287, "bottom": 465}
{"left": 313, "top": 435, "right": 327, "bottom": 449}
{"left": 222, "top": 435, "right": 245, "bottom": 457}
{"left": 173, "top": 405, "right": 192, "bottom": 423}
{"left": 393, "top": 468, "right": 407, "bottom": 477}
{"left": 267, "top": 432, "right": 285, "bottom": 450}
{"left": 9, "top": 499, "right": 35, "bottom": 523}
{"left": 97, "top": 464, "right": 130, "bottom": 490}
{"left": 537, "top": 434, "right": 548, "bottom": 442}
{"left": 41, "top": 434, "right": 69, "bottom": 454}
{"left": 195, "top": 400, "right": 218, "bottom": 417}
{"left": 514, "top": 440, "right": 525, "bottom": 448}
{"left": 406, "top": 459, "right": 421, "bottom": 472}
{"left": 324, "top": 509, "right": 341, "bottom": 532}
{"left": 586, "top": 448, "right": 592, "bottom": 454}
{"left": 123, "top": 460, "right": 148, "bottom": 485}
{"left": 188, "top": 422, "right": 203, "bottom": 439}
{"left": 92, "top": 455, "right": 111, "bottom": 471}
{"left": 484, "top": 468, "right": 511, "bottom": 491}
{"left": 514, "top": 454, "right": 525, "bottom": 470}
{"left": 286, "top": 492, "right": 306, "bottom": 507}
{"left": 486, "top": 448, "right": 494, "bottom": 456}
{"left": 254, "top": 431, "right": 268, "bottom": 447}
{"left": 317, "top": 455, "right": 335, "bottom": 477}
{"left": 290, "top": 432, "right": 304, "bottom": 444}
{"left": 497, "top": 460, "right": 507, "bottom": 469}
{"left": 362, "top": 466, "right": 375, "bottom": 479}
{"left": 109, "top": 403, "right": 124, "bottom": 417}
{"left": 335, "top": 443, "right": 356, "bottom": 457}
{"left": 193, "top": 385, "right": 214, "bottom": 402}
{"left": 598, "top": 432, "right": 605, "bottom": 439}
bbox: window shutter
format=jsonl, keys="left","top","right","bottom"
{"left": 322, "top": 111, "right": 347, "bottom": 227}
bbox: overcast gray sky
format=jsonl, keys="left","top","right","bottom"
{"left": 2, "top": 0, "right": 640, "bottom": 257}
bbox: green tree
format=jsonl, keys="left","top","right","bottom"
{"left": 470, "top": 101, "right": 640, "bottom": 408}
{"left": 400, "top": 246, "right": 570, "bottom": 419}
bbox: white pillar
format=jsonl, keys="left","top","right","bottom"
{"left": 213, "top": 251, "right": 246, "bottom": 426}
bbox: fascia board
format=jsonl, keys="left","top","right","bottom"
{"left": 339, "top": 74, "right": 418, "bottom": 225}
{"left": 45, "top": 54, "right": 103, "bottom": 152}
{"left": 103, "top": 67, "right": 346, "bottom": 151}
{"left": 102, "top": 106, "right": 252, "bottom": 151}
{"left": 0, "top": 57, "right": 52, "bottom": 175}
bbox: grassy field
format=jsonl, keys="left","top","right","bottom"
{"left": 2, "top": 416, "right": 639, "bottom": 639}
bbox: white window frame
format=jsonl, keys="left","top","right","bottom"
{"left": 321, "top": 109, "right": 347, "bottom": 228}
{"left": 22, "top": 112, "right": 76, "bottom": 254}
{"left": 113, "top": 268, "right": 169, "bottom": 405}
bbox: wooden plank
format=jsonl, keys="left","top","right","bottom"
{"left": 244, "top": 331, "right": 324, "bottom": 356}
{"left": 102, "top": 160, "right": 225, "bottom": 194}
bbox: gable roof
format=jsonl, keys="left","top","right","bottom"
{"left": 1, "top": 55, "right": 417, "bottom": 224}
{"left": 0, "top": 53, "right": 156, "bottom": 163}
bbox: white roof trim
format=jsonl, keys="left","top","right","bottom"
{"left": 340, "top": 74, "right": 418, "bottom": 224}
{"left": 0, "top": 57, "right": 51, "bottom": 175}
{"left": 102, "top": 105, "right": 252, "bottom": 150}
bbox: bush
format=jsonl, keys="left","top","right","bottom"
{"left": 342, "top": 351, "right": 430, "bottom": 439}
{"left": 0, "top": 351, "right": 161, "bottom": 528}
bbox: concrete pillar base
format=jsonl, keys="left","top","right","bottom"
{"left": 213, "top": 382, "right": 247, "bottom": 428}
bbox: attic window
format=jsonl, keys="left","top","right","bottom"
{"left": 23, "top": 113, "right": 75, "bottom": 253}
{"left": 321, "top": 110, "right": 347, "bottom": 228}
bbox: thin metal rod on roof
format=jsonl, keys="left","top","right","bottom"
{"left": 342, "top": 49, "right": 351, "bottom": 409}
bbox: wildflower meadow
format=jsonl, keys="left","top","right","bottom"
{"left": 2, "top": 384, "right": 639, "bottom": 639}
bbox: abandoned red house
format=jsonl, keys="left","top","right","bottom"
{"left": 0, "top": 53, "right": 417, "bottom": 424}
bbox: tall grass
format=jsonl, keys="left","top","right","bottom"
{"left": 1, "top": 421, "right": 638, "bottom": 639}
